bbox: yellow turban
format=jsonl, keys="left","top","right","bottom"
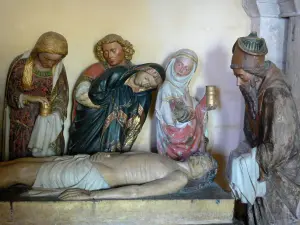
{"left": 22, "top": 31, "right": 68, "bottom": 90}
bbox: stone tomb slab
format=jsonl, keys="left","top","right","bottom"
{"left": 0, "top": 183, "right": 234, "bottom": 225}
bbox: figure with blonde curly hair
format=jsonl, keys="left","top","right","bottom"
{"left": 68, "top": 34, "right": 165, "bottom": 154}
{"left": 94, "top": 34, "right": 135, "bottom": 65}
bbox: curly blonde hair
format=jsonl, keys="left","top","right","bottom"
{"left": 94, "top": 34, "right": 135, "bottom": 63}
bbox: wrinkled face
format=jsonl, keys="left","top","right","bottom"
{"left": 102, "top": 42, "right": 126, "bottom": 67}
{"left": 134, "top": 68, "right": 163, "bottom": 89}
{"left": 232, "top": 67, "right": 258, "bottom": 120}
{"left": 174, "top": 57, "right": 194, "bottom": 77}
{"left": 38, "top": 53, "right": 63, "bottom": 68}
{"left": 232, "top": 68, "right": 252, "bottom": 86}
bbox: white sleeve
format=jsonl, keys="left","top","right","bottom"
{"left": 158, "top": 100, "right": 175, "bottom": 126}
{"left": 18, "top": 93, "right": 25, "bottom": 108}
{"left": 75, "top": 81, "right": 91, "bottom": 101}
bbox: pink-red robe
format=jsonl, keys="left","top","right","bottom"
{"left": 156, "top": 95, "right": 206, "bottom": 161}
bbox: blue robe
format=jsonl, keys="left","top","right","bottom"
{"left": 68, "top": 63, "right": 164, "bottom": 154}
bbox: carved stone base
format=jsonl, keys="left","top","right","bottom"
{"left": 0, "top": 183, "right": 234, "bottom": 225}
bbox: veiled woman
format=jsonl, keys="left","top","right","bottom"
{"left": 3, "top": 31, "right": 69, "bottom": 160}
{"left": 155, "top": 49, "right": 207, "bottom": 161}
{"left": 68, "top": 63, "right": 165, "bottom": 154}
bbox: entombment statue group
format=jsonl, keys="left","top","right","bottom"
{"left": 1, "top": 31, "right": 300, "bottom": 225}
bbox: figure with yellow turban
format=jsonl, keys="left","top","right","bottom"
{"left": 2, "top": 31, "right": 69, "bottom": 160}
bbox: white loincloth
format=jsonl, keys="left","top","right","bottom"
{"left": 33, "top": 154, "right": 110, "bottom": 191}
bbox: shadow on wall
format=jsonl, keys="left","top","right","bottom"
{"left": 203, "top": 44, "right": 235, "bottom": 96}
{"left": 202, "top": 45, "right": 241, "bottom": 191}
{"left": 211, "top": 151, "right": 230, "bottom": 191}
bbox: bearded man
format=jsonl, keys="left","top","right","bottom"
{"left": 228, "top": 32, "right": 300, "bottom": 225}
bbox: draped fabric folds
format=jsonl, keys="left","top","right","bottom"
{"left": 68, "top": 63, "right": 164, "bottom": 154}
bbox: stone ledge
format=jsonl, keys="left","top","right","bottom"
{"left": 0, "top": 199, "right": 234, "bottom": 225}
{"left": 0, "top": 183, "right": 234, "bottom": 225}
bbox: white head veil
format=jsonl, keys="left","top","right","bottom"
{"left": 163, "top": 49, "right": 198, "bottom": 99}
{"left": 156, "top": 49, "right": 198, "bottom": 125}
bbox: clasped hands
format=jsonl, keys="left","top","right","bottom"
{"left": 173, "top": 100, "right": 195, "bottom": 123}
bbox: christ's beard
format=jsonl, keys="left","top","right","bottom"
{"left": 240, "top": 84, "right": 258, "bottom": 120}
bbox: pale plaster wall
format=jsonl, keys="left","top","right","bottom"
{"left": 242, "top": 0, "right": 288, "bottom": 71}
{"left": 0, "top": 0, "right": 250, "bottom": 160}
{"left": 286, "top": 16, "right": 300, "bottom": 118}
